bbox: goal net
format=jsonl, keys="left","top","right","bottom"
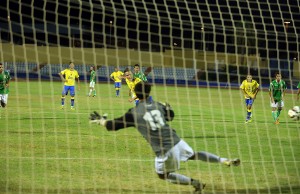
{"left": 0, "top": 0, "right": 299, "bottom": 193}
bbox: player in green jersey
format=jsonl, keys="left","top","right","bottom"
{"left": 133, "top": 64, "right": 154, "bottom": 102}
{"left": 133, "top": 64, "right": 148, "bottom": 82}
{"left": 88, "top": 66, "right": 97, "bottom": 97}
{"left": 269, "top": 72, "right": 287, "bottom": 124}
{"left": 89, "top": 82, "right": 240, "bottom": 194}
{"left": 0, "top": 63, "right": 11, "bottom": 118}
{"left": 297, "top": 82, "right": 300, "bottom": 101}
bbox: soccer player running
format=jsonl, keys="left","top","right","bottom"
{"left": 269, "top": 72, "right": 286, "bottom": 124}
{"left": 240, "top": 74, "right": 259, "bottom": 123}
{"left": 88, "top": 66, "right": 96, "bottom": 97}
{"left": 123, "top": 69, "right": 142, "bottom": 105}
{"left": 110, "top": 67, "right": 123, "bottom": 97}
{"left": 89, "top": 82, "right": 240, "bottom": 194}
{"left": 0, "top": 63, "right": 11, "bottom": 117}
{"left": 58, "top": 62, "right": 80, "bottom": 110}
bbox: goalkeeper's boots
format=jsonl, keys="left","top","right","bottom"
{"left": 192, "top": 180, "right": 206, "bottom": 194}
{"left": 223, "top": 158, "right": 241, "bottom": 167}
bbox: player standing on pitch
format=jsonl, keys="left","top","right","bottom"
{"left": 269, "top": 72, "right": 286, "bottom": 124}
{"left": 110, "top": 67, "right": 124, "bottom": 97}
{"left": 89, "top": 82, "right": 240, "bottom": 194}
{"left": 240, "top": 74, "right": 259, "bottom": 123}
{"left": 58, "top": 62, "right": 80, "bottom": 110}
{"left": 88, "top": 66, "right": 96, "bottom": 97}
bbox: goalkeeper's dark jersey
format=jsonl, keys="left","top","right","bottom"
{"left": 105, "top": 100, "right": 181, "bottom": 156}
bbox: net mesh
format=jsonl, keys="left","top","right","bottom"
{"left": 0, "top": 0, "right": 299, "bottom": 193}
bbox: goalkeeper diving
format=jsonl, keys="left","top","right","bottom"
{"left": 89, "top": 82, "right": 240, "bottom": 194}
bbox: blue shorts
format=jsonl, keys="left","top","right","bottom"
{"left": 115, "top": 82, "right": 121, "bottom": 88}
{"left": 245, "top": 98, "right": 254, "bottom": 106}
{"left": 62, "top": 86, "right": 75, "bottom": 96}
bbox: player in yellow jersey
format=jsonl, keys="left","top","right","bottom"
{"left": 123, "top": 69, "right": 142, "bottom": 106}
{"left": 240, "top": 74, "right": 259, "bottom": 123}
{"left": 58, "top": 62, "right": 80, "bottom": 110}
{"left": 110, "top": 67, "right": 124, "bottom": 97}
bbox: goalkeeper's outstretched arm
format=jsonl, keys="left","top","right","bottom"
{"left": 106, "top": 112, "right": 135, "bottom": 131}
{"left": 89, "top": 110, "right": 135, "bottom": 131}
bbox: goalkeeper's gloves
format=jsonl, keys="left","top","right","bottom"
{"left": 89, "top": 111, "right": 107, "bottom": 126}
{"left": 160, "top": 102, "right": 172, "bottom": 110}
{"left": 160, "top": 102, "right": 174, "bottom": 121}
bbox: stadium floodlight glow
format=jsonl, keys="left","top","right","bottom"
{"left": 109, "top": 21, "right": 113, "bottom": 45}
{"left": 284, "top": 21, "right": 291, "bottom": 30}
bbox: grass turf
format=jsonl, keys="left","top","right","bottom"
{"left": 0, "top": 81, "right": 299, "bottom": 194}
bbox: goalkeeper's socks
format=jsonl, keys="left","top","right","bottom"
{"left": 167, "top": 173, "right": 192, "bottom": 185}
{"left": 194, "top": 151, "right": 221, "bottom": 163}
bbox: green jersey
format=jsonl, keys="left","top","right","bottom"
{"left": 90, "top": 70, "right": 96, "bottom": 82}
{"left": 133, "top": 72, "right": 147, "bottom": 82}
{"left": 269, "top": 79, "right": 286, "bottom": 101}
{"left": 0, "top": 70, "right": 11, "bottom": 94}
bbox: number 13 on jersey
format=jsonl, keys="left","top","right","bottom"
{"left": 143, "top": 110, "right": 165, "bottom": 130}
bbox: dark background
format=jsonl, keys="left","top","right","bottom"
{"left": 0, "top": 0, "right": 299, "bottom": 60}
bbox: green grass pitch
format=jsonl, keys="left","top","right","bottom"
{"left": 0, "top": 81, "right": 299, "bottom": 194}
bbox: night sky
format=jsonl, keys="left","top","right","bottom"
{"left": 0, "top": 0, "right": 299, "bottom": 59}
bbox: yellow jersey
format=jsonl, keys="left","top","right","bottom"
{"left": 60, "top": 69, "right": 79, "bottom": 86}
{"left": 240, "top": 79, "right": 259, "bottom": 99}
{"left": 126, "top": 77, "right": 142, "bottom": 98}
{"left": 110, "top": 71, "right": 124, "bottom": 82}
